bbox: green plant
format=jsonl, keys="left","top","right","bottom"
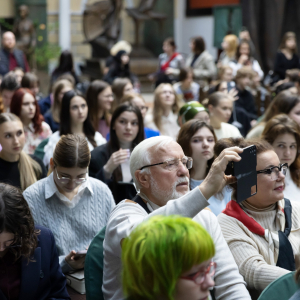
{"left": 35, "top": 43, "right": 61, "bottom": 69}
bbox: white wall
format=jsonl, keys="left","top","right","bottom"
{"left": 174, "top": 0, "right": 217, "bottom": 60}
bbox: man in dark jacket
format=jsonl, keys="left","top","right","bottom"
{"left": 0, "top": 31, "right": 29, "bottom": 76}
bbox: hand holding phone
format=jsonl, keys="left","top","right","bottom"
{"left": 73, "top": 250, "right": 87, "bottom": 261}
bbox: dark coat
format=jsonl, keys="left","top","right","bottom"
{"left": 0, "top": 225, "right": 70, "bottom": 300}
{"left": 89, "top": 143, "right": 136, "bottom": 204}
{"left": 44, "top": 110, "right": 60, "bottom": 133}
{"left": 38, "top": 95, "right": 52, "bottom": 116}
{"left": 0, "top": 48, "right": 27, "bottom": 76}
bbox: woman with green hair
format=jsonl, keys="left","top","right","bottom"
{"left": 177, "top": 101, "right": 210, "bottom": 127}
{"left": 122, "top": 215, "right": 216, "bottom": 300}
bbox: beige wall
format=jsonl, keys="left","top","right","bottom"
{"left": 0, "top": 0, "right": 15, "bottom": 18}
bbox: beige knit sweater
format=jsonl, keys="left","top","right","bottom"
{"left": 218, "top": 200, "right": 300, "bottom": 292}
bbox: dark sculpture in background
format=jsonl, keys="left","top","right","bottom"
{"left": 13, "top": 5, "right": 36, "bottom": 68}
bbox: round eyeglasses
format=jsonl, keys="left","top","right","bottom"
{"left": 256, "top": 163, "right": 288, "bottom": 181}
{"left": 181, "top": 262, "right": 216, "bottom": 285}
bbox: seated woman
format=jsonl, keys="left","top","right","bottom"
{"left": 177, "top": 120, "right": 231, "bottom": 215}
{"left": 247, "top": 90, "right": 300, "bottom": 138}
{"left": 274, "top": 32, "right": 300, "bottom": 82}
{"left": 185, "top": 36, "right": 217, "bottom": 87}
{"left": 43, "top": 90, "right": 106, "bottom": 168}
{"left": 177, "top": 101, "right": 210, "bottom": 127}
{"left": 262, "top": 114, "right": 300, "bottom": 202}
{"left": 89, "top": 103, "right": 144, "bottom": 203}
{"left": 229, "top": 39, "right": 264, "bottom": 79}
{"left": 173, "top": 67, "right": 200, "bottom": 102}
{"left": 218, "top": 34, "right": 239, "bottom": 67}
{"left": 144, "top": 83, "right": 183, "bottom": 140}
{"left": 21, "top": 72, "right": 43, "bottom": 101}
{"left": 0, "top": 183, "right": 70, "bottom": 300}
{"left": 205, "top": 92, "right": 242, "bottom": 140}
{"left": 217, "top": 138, "right": 300, "bottom": 298}
{"left": 121, "top": 93, "right": 160, "bottom": 138}
{"left": 23, "top": 134, "right": 115, "bottom": 274}
{"left": 44, "top": 79, "right": 73, "bottom": 132}
{"left": 122, "top": 215, "right": 216, "bottom": 300}
{"left": 153, "top": 37, "right": 184, "bottom": 87}
{"left": 0, "top": 113, "right": 46, "bottom": 190}
{"left": 111, "top": 77, "right": 134, "bottom": 111}
{"left": 10, "top": 88, "right": 52, "bottom": 154}
{"left": 86, "top": 80, "right": 114, "bottom": 139}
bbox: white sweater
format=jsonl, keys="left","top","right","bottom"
{"left": 218, "top": 201, "right": 300, "bottom": 293}
{"left": 102, "top": 187, "right": 251, "bottom": 300}
{"left": 214, "top": 122, "right": 242, "bottom": 140}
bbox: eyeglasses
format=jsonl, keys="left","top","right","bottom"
{"left": 1, "top": 237, "right": 22, "bottom": 250}
{"left": 139, "top": 156, "right": 193, "bottom": 171}
{"left": 181, "top": 262, "right": 217, "bottom": 285}
{"left": 55, "top": 168, "right": 88, "bottom": 185}
{"left": 256, "top": 163, "right": 288, "bottom": 181}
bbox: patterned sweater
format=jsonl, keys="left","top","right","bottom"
{"left": 23, "top": 174, "right": 115, "bottom": 273}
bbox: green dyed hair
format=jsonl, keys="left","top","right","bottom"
{"left": 122, "top": 215, "right": 215, "bottom": 300}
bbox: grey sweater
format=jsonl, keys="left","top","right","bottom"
{"left": 23, "top": 174, "right": 115, "bottom": 273}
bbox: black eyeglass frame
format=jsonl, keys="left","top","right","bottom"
{"left": 139, "top": 157, "right": 193, "bottom": 171}
{"left": 256, "top": 163, "right": 288, "bottom": 177}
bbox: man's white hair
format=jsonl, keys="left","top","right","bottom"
{"left": 130, "top": 136, "right": 175, "bottom": 191}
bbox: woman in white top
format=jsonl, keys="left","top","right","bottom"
{"left": 229, "top": 39, "right": 264, "bottom": 79}
{"left": 89, "top": 103, "right": 145, "bottom": 203}
{"left": 177, "top": 119, "right": 231, "bottom": 215}
{"left": 262, "top": 114, "right": 300, "bottom": 202}
{"left": 43, "top": 90, "right": 106, "bottom": 167}
{"left": 144, "top": 83, "right": 183, "bottom": 140}
{"left": 10, "top": 88, "right": 52, "bottom": 154}
{"left": 206, "top": 91, "right": 242, "bottom": 140}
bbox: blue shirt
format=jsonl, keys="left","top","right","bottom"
{"left": 190, "top": 178, "right": 231, "bottom": 216}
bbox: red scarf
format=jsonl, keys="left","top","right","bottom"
{"left": 161, "top": 52, "right": 179, "bottom": 72}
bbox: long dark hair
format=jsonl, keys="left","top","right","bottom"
{"left": 86, "top": 80, "right": 111, "bottom": 129}
{"left": 60, "top": 90, "right": 96, "bottom": 147}
{"left": 52, "top": 50, "right": 75, "bottom": 75}
{"left": 109, "top": 103, "right": 144, "bottom": 153}
{"left": 0, "top": 183, "right": 39, "bottom": 262}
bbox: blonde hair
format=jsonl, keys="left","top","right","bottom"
{"left": 51, "top": 79, "right": 73, "bottom": 123}
{"left": 223, "top": 34, "right": 239, "bottom": 58}
{"left": 153, "top": 83, "right": 183, "bottom": 132}
{"left": 0, "top": 113, "right": 42, "bottom": 190}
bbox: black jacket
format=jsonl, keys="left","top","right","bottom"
{"left": 0, "top": 48, "right": 27, "bottom": 76}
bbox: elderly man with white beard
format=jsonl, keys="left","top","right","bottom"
{"left": 102, "top": 136, "right": 251, "bottom": 300}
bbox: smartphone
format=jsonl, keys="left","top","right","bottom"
{"left": 227, "top": 81, "right": 236, "bottom": 92}
{"left": 73, "top": 250, "right": 87, "bottom": 260}
{"left": 225, "top": 145, "right": 257, "bottom": 203}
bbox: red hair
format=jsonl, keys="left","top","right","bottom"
{"left": 10, "top": 88, "right": 43, "bottom": 134}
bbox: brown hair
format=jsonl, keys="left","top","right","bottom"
{"left": 286, "top": 69, "right": 300, "bottom": 82}
{"left": 218, "top": 65, "right": 233, "bottom": 80}
{"left": 214, "top": 137, "right": 274, "bottom": 199}
{"left": 86, "top": 80, "right": 111, "bottom": 130}
{"left": 178, "top": 67, "right": 193, "bottom": 82}
{"left": 21, "top": 72, "right": 39, "bottom": 89}
{"left": 262, "top": 114, "right": 300, "bottom": 187}
{"left": 192, "top": 36, "right": 205, "bottom": 55}
{"left": 111, "top": 78, "right": 131, "bottom": 111}
{"left": 279, "top": 32, "right": 298, "bottom": 54}
{"left": 52, "top": 134, "right": 91, "bottom": 169}
{"left": 205, "top": 91, "right": 229, "bottom": 108}
{"left": 235, "top": 67, "right": 254, "bottom": 80}
{"left": 0, "top": 183, "right": 39, "bottom": 263}
{"left": 0, "top": 113, "right": 42, "bottom": 190}
{"left": 164, "top": 37, "right": 176, "bottom": 49}
{"left": 236, "top": 39, "right": 252, "bottom": 59}
{"left": 153, "top": 83, "right": 183, "bottom": 132}
{"left": 121, "top": 93, "right": 145, "bottom": 105}
{"left": 177, "top": 120, "right": 216, "bottom": 177}
{"left": 51, "top": 79, "right": 74, "bottom": 123}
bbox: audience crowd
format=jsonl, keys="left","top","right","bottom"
{"left": 1, "top": 28, "right": 300, "bottom": 300}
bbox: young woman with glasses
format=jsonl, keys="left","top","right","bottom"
{"left": 262, "top": 114, "right": 300, "bottom": 202}
{"left": 122, "top": 215, "right": 216, "bottom": 300}
{"left": 86, "top": 80, "right": 114, "bottom": 140}
{"left": 216, "top": 138, "right": 300, "bottom": 298}
{"left": 177, "top": 120, "right": 231, "bottom": 215}
{"left": 23, "top": 134, "right": 115, "bottom": 274}
{"left": 0, "top": 183, "right": 70, "bottom": 299}
{"left": 43, "top": 90, "right": 106, "bottom": 168}
{"left": 0, "top": 113, "right": 46, "bottom": 190}
{"left": 89, "top": 103, "right": 144, "bottom": 203}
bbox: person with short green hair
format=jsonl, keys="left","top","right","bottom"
{"left": 178, "top": 101, "right": 210, "bottom": 126}
{"left": 122, "top": 215, "right": 216, "bottom": 300}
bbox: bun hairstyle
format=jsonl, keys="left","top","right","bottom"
{"left": 214, "top": 137, "right": 273, "bottom": 200}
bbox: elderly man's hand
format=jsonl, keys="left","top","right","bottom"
{"left": 199, "top": 146, "right": 243, "bottom": 200}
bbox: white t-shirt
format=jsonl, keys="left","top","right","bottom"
{"left": 214, "top": 122, "right": 242, "bottom": 140}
